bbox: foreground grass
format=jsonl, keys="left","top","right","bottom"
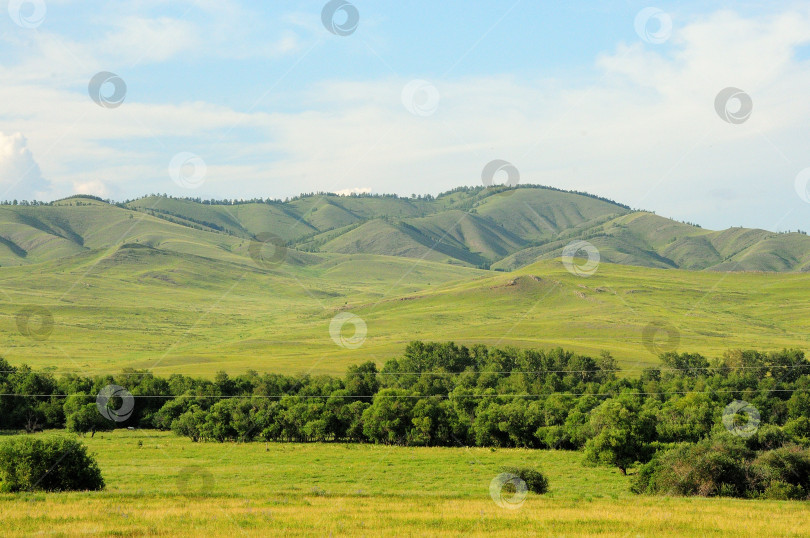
{"left": 7, "top": 494, "right": 810, "bottom": 537}
{"left": 1, "top": 430, "right": 809, "bottom": 536}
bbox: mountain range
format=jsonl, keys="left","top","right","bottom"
{"left": 2, "top": 185, "right": 809, "bottom": 272}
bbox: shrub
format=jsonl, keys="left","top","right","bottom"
{"left": 0, "top": 436, "right": 104, "bottom": 492}
{"left": 501, "top": 466, "right": 549, "bottom": 494}
{"left": 784, "top": 417, "right": 810, "bottom": 446}
{"left": 761, "top": 480, "right": 806, "bottom": 500}
{"left": 747, "top": 424, "right": 789, "bottom": 451}
{"left": 632, "top": 434, "right": 752, "bottom": 497}
{"left": 749, "top": 445, "right": 810, "bottom": 498}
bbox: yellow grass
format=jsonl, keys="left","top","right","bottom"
{"left": 2, "top": 495, "right": 809, "bottom": 536}
{"left": 1, "top": 430, "right": 809, "bottom": 536}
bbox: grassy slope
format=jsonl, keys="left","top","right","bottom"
{"left": 0, "top": 430, "right": 808, "bottom": 537}
{"left": 473, "top": 188, "right": 629, "bottom": 241}
{"left": 1, "top": 240, "right": 809, "bottom": 376}
{"left": 1, "top": 190, "right": 809, "bottom": 377}
{"left": 317, "top": 219, "right": 471, "bottom": 265}
{"left": 0, "top": 245, "right": 487, "bottom": 375}
{"left": 404, "top": 210, "right": 527, "bottom": 261}
{"left": 494, "top": 211, "right": 810, "bottom": 272}
{"left": 0, "top": 199, "right": 256, "bottom": 267}
{"left": 121, "top": 188, "right": 640, "bottom": 269}
{"left": 358, "top": 259, "right": 810, "bottom": 367}
{"left": 6, "top": 189, "right": 810, "bottom": 272}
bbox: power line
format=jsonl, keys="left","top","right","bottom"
{"left": 1, "top": 387, "right": 808, "bottom": 399}
{"left": 0, "top": 363, "right": 808, "bottom": 376}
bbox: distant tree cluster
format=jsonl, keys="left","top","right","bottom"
{"left": 434, "top": 184, "right": 633, "bottom": 211}
{"left": 0, "top": 200, "right": 50, "bottom": 206}
{"left": 140, "top": 207, "right": 229, "bottom": 233}
{"left": 125, "top": 194, "right": 285, "bottom": 206}
{"left": 0, "top": 194, "right": 110, "bottom": 206}
{"left": 120, "top": 191, "right": 422, "bottom": 206}
{"left": 1, "top": 184, "right": 632, "bottom": 211}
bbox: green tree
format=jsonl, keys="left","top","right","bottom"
{"left": 655, "top": 392, "right": 714, "bottom": 443}
{"left": 171, "top": 406, "right": 208, "bottom": 442}
{"left": 344, "top": 362, "right": 380, "bottom": 399}
{"left": 409, "top": 397, "right": 450, "bottom": 446}
{"left": 584, "top": 398, "right": 655, "bottom": 474}
{"left": 361, "top": 389, "right": 415, "bottom": 445}
{"left": 66, "top": 403, "right": 112, "bottom": 437}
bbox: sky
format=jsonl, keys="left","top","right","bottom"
{"left": 1, "top": 0, "right": 810, "bottom": 232}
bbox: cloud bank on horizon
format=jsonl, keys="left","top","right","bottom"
{"left": 1, "top": 1, "right": 809, "bottom": 232}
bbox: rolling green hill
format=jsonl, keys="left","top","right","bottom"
{"left": 0, "top": 198, "right": 248, "bottom": 267}
{"left": 3, "top": 187, "right": 808, "bottom": 272}
{"left": 491, "top": 209, "right": 810, "bottom": 272}
{"left": 1, "top": 187, "right": 809, "bottom": 377}
{"left": 1, "top": 242, "right": 809, "bottom": 376}
{"left": 316, "top": 218, "right": 481, "bottom": 265}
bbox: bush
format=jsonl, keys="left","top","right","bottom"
{"left": 501, "top": 466, "right": 549, "bottom": 494}
{"left": 0, "top": 436, "right": 104, "bottom": 492}
{"left": 761, "top": 480, "right": 806, "bottom": 500}
{"left": 632, "top": 434, "right": 752, "bottom": 497}
{"left": 747, "top": 424, "right": 789, "bottom": 451}
{"left": 749, "top": 445, "right": 810, "bottom": 499}
{"left": 634, "top": 437, "right": 810, "bottom": 500}
{"left": 784, "top": 417, "right": 810, "bottom": 445}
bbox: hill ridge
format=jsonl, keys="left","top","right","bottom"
{"left": 1, "top": 186, "right": 808, "bottom": 272}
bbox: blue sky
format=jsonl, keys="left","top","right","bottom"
{"left": 1, "top": 0, "right": 810, "bottom": 231}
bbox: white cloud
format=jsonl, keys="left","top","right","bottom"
{"left": 0, "top": 132, "right": 49, "bottom": 200}
{"left": 334, "top": 187, "right": 371, "bottom": 196}
{"left": 72, "top": 179, "right": 109, "bottom": 198}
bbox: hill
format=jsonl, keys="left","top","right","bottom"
{"left": 3, "top": 187, "right": 807, "bottom": 272}
{"left": 1, "top": 188, "right": 809, "bottom": 376}
{"left": 490, "top": 209, "right": 810, "bottom": 272}
{"left": 1, "top": 245, "right": 808, "bottom": 376}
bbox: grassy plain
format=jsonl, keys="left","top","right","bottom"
{"left": 0, "top": 430, "right": 808, "bottom": 536}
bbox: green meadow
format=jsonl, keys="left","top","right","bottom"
{"left": 2, "top": 429, "right": 808, "bottom": 537}
{"left": 1, "top": 248, "right": 809, "bottom": 377}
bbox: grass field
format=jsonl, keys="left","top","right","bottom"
{"left": 2, "top": 247, "right": 810, "bottom": 377}
{"left": 1, "top": 429, "right": 808, "bottom": 536}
